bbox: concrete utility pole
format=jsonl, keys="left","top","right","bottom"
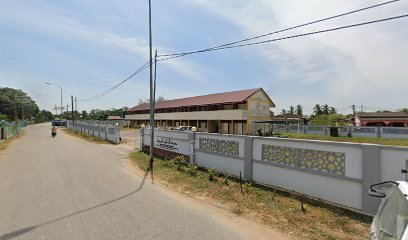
{"left": 71, "top": 95, "right": 74, "bottom": 123}
{"left": 148, "top": 0, "right": 155, "bottom": 173}
{"left": 46, "top": 83, "right": 63, "bottom": 119}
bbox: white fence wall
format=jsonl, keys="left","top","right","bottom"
{"left": 141, "top": 129, "right": 408, "bottom": 214}
{"left": 67, "top": 121, "right": 120, "bottom": 144}
{"left": 275, "top": 124, "right": 408, "bottom": 139}
{"left": 195, "top": 133, "right": 245, "bottom": 177}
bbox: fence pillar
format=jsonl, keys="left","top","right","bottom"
{"left": 188, "top": 132, "right": 196, "bottom": 164}
{"left": 244, "top": 136, "right": 253, "bottom": 181}
{"left": 105, "top": 126, "right": 108, "bottom": 140}
{"left": 377, "top": 127, "right": 382, "bottom": 138}
{"left": 140, "top": 128, "right": 144, "bottom": 150}
{"left": 361, "top": 144, "right": 381, "bottom": 214}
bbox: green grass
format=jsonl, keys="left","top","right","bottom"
{"left": 282, "top": 133, "right": 408, "bottom": 147}
{"left": 129, "top": 151, "right": 371, "bottom": 240}
{"left": 62, "top": 128, "right": 110, "bottom": 144}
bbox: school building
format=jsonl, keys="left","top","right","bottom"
{"left": 125, "top": 88, "right": 275, "bottom": 135}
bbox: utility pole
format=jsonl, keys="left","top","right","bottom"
{"left": 71, "top": 95, "right": 74, "bottom": 123}
{"left": 75, "top": 96, "right": 77, "bottom": 113}
{"left": 360, "top": 104, "right": 364, "bottom": 115}
{"left": 21, "top": 103, "right": 24, "bottom": 120}
{"left": 352, "top": 105, "right": 356, "bottom": 116}
{"left": 148, "top": 0, "right": 155, "bottom": 174}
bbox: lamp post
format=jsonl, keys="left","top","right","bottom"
{"left": 46, "top": 83, "right": 63, "bottom": 119}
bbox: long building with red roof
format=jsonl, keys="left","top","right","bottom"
{"left": 125, "top": 88, "right": 275, "bottom": 135}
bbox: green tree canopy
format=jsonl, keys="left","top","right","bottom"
{"left": 0, "top": 87, "right": 39, "bottom": 120}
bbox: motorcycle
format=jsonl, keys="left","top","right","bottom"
{"left": 51, "top": 131, "right": 57, "bottom": 137}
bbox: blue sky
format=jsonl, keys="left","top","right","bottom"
{"left": 1, "top": 0, "right": 407, "bottom": 115}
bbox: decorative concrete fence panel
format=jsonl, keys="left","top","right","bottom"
{"left": 194, "top": 133, "right": 245, "bottom": 178}
{"left": 305, "top": 125, "right": 326, "bottom": 135}
{"left": 380, "top": 146, "right": 408, "bottom": 182}
{"left": 252, "top": 137, "right": 364, "bottom": 210}
{"left": 350, "top": 127, "right": 377, "bottom": 138}
{"left": 381, "top": 127, "right": 408, "bottom": 139}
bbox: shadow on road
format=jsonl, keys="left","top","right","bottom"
{"left": 0, "top": 170, "right": 151, "bottom": 240}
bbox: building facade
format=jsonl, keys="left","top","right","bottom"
{"left": 355, "top": 112, "right": 408, "bottom": 127}
{"left": 125, "top": 88, "right": 275, "bottom": 135}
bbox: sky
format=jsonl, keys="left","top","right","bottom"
{"left": 1, "top": 0, "right": 407, "bottom": 115}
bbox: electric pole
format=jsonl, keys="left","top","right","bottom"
{"left": 148, "top": 0, "right": 155, "bottom": 174}
{"left": 352, "top": 105, "right": 356, "bottom": 116}
{"left": 71, "top": 95, "right": 74, "bottom": 123}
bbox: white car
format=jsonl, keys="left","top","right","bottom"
{"left": 369, "top": 180, "right": 408, "bottom": 239}
{"left": 172, "top": 126, "right": 192, "bottom": 132}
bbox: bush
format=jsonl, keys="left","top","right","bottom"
{"left": 208, "top": 168, "right": 217, "bottom": 181}
{"left": 174, "top": 155, "right": 187, "bottom": 171}
{"left": 162, "top": 159, "right": 174, "bottom": 168}
{"left": 185, "top": 164, "right": 198, "bottom": 176}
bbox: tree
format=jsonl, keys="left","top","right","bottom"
{"left": 280, "top": 109, "right": 287, "bottom": 115}
{"left": 35, "top": 110, "right": 53, "bottom": 123}
{"left": 310, "top": 114, "right": 347, "bottom": 126}
{"left": 0, "top": 87, "right": 39, "bottom": 120}
{"left": 322, "top": 104, "right": 330, "bottom": 115}
{"left": 398, "top": 108, "right": 408, "bottom": 114}
{"left": 296, "top": 104, "right": 303, "bottom": 116}
{"left": 157, "top": 95, "right": 166, "bottom": 102}
{"left": 81, "top": 110, "right": 88, "bottom": 120}
{"left": 329, "top": 107, "right": 337, "bottom": 115}
{"left": 269, "top": 110, "right": 275, "bottom": 118}
{"left": 313, "top": 104, "right": 322, "bottom": 116}
{"left": 289, "top": 106, "right": 295, "bottom": 114}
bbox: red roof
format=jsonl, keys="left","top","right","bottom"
{"left": 128, "top": 88, "right": 272, "bottom": 112}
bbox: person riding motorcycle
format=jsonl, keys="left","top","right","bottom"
{"left": 51, "top": 126, "right": 57, "bottom": 137}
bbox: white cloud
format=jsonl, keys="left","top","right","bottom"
{"left": 181, "top": 0, "right": 408, "bottom": 113}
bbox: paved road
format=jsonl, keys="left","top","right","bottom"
{"left": 0, "top": 124, "right": 248, "bottom": 240}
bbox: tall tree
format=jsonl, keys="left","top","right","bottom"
{"left": 313, "top": 104, "right": 322, "bottom": 116}
{"left": 280, "top": 109, "right": 287, "bottom": 115}
{"left": 329, "top": 107, "right": 337, "bottom": 115}
{"left": 289, "top": 106, "right": 295, "bottom": 114}
{"left": 296, "top": 104, "right": 303, "bottom": 116}
{"left": 322, "top": 104, "right": 330, "bottom": 115}
{"left": 0, "top": 87, "right": 39, "bottom": 120}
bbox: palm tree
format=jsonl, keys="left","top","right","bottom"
{"left": 289, "top": 106, "right": 295, "bottom": 114}
{"left": 329, "top": 107, "right": 337, "bottom": 115}
{"left": 313, "top": 104, "right": 322, "bottom": 116}
{"left": 296, "top": 104, "right": 303, "bottom": 116}
{"left": 322, "top": 104, "right": 330, "bottom": 115}
{"left": 281, "top": 109, "right": 287, "bottom": 115}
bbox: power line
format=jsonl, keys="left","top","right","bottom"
{"left": 158, "top": 0, "right": 400, "bottom": 59}
{"left": 78, "top": 60, "right": 151, "bottom": 102}
{"left": 157, "top": 13, "right": 408, "bottom": 62}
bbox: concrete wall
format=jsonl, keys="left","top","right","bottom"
{"left": 67, "top": 121, "right": 120, "bottom": 144}
{"left": 140, "top": 129, "right": 408, "bottom": 214}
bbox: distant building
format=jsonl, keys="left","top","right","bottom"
{"left": 354, "top": 112, "right": 408, "bottom": 127}
{"left": 107, "top": 116, "right": 123, "bottom": 120}
{"left": 125, "top": 88, "right": 275, "bottom": 134}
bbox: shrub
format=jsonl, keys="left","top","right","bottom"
{"left": 162, "top": 160, "right": 174, "bottom": 168}
{"left": 243, "top": 181, "right": 252, "bottom": 193}
{"left": 223, "top": 172, "right": 229, "bottom": 186}
{"left": 174, "top": 155, "right": 187, "bottom": 171}
{"left": 185, "top": 164, "right": 198, "bottom": 176}
{"left": 208, "top": 168, "right": 217, "bottom": 181}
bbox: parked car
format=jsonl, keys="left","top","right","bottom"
{"left": 172, "top": 126, "right": 192, "bottom": 132}
{"left": 369, "top": 180, "right": 408, "bottom": 239}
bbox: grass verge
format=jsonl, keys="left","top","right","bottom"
{"left": 129, "top": 151, "right": 371, "bottom": 240}
{"left": 62, "top": 128, "right": 110, "bottom": 144}
{"left": 283, "top": 133, "right": 408, "bottom": 147}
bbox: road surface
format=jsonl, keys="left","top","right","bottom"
{"left": 0, "top": 124, "right": 255, "bottom": 240}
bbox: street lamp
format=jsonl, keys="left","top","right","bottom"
{"left": 45, "top": 82, "right": 63, "bottom": 119}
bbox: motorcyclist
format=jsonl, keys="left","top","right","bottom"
{"left": 51, "top": 126, "right": 57, "bottom": 137}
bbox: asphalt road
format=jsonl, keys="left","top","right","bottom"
{"left": 0, "top": 124, "right": 248, "bottom": 240}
